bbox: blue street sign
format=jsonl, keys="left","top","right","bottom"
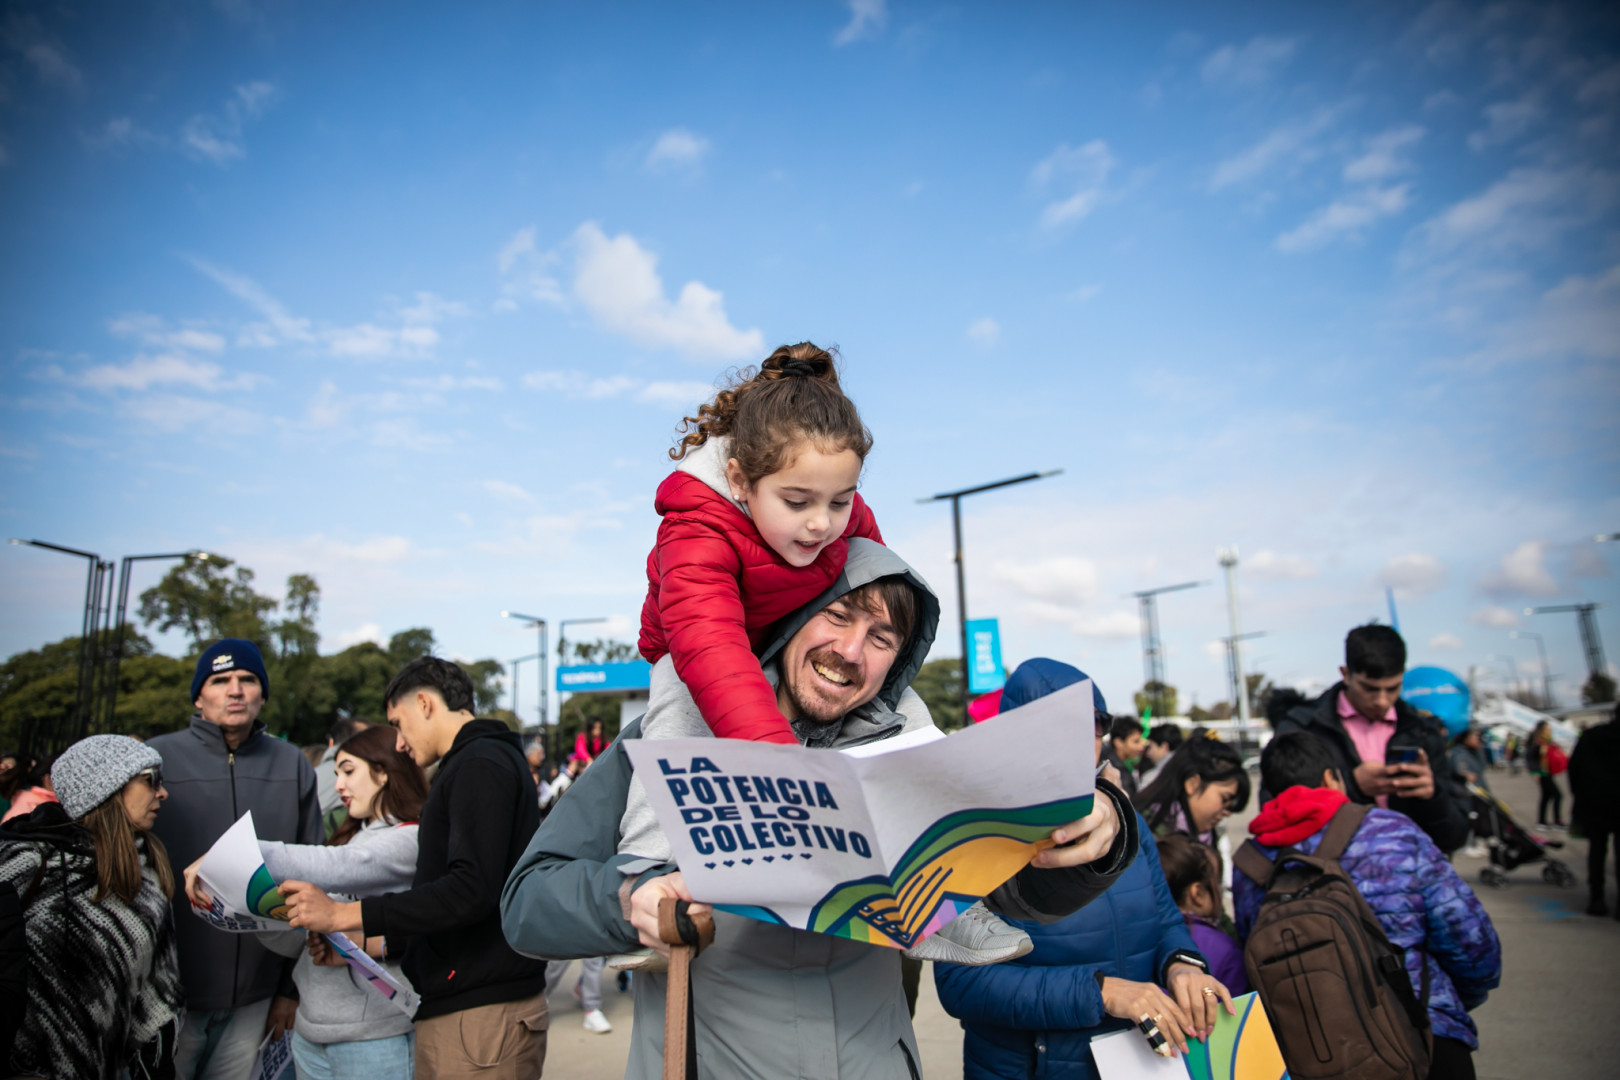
{"left": 965, "top": 618, "right": 1006, "bottom": 695}
{"left": 556, "top": 660, "right": 653, "bottom": 694}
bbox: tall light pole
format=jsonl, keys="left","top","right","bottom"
{"left": 507, "top": 653, "right": 540, "bottom": 725}
{"left": 1130, "top": 580, "right": 1208, "bottom": 718}
{"left": 558, "top": 617, "right": 611, "bottom": 666}
{"left": 103, "top": 550, "right": 218, "bottom": 729}
{"left": 502, "top": 611, "right": 549, "bottom": 736}
{"left": 1509, "top": 631, "right": 1552, "bottom": 706}
{"left": 1492, "top": 654, "right": 1522, "bottom": 699}
{"left": 919, "top": 469, "right": 1063, "bottom": 719}
{"left": 9, "top": 538, "right": 109, "bottom": 749}
{"left": 1525, "top": 603, "right": 1606, "bottom": 683}
{"left": 1216, "top": 549, "right": 1251, "bottom": 725}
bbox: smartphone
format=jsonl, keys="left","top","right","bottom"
{"left": 1387, "top": 747, "right": 1420, "bottom": 766}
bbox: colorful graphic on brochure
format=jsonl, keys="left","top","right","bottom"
{"left": 624, "top": 679, "right": 1097, "bottom": 950}
{"left": 193, "top": 811, "right": 297, "bottom": 933}
{"left": 1090, "top": 992, "right": 1290, "bottom": 1080}
{"left": 325, "top": 932, "right": 420, "bottom": 1017}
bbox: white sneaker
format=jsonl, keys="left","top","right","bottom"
{"left": 903, "top": 901, "right": 1032, "bottom": 965}
{"left": 582, "top": 1008, "right": 613, "bottom": 1034}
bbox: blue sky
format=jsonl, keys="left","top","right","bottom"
{"left": 3, "top": 0, "right": 1617, "bottom": 724}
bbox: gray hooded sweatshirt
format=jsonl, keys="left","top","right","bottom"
{"left": 500, "top": 540, "right": 1137, "bottom": 1079}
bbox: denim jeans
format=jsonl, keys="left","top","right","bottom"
{"left": 290, "top": 1030, "right": 413, "bottom": 1080}
{"left": 173, "top": 998, "right": 272, "bottom": 1080}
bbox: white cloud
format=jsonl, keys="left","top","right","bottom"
{"left": 72, "top": 354, "right": 239, "bottom": 392}
{"left": 1210, "top": 109, "right": 1336, "bottom": 190}
{"left": 400, "top": 374, "right": 504, "bottom": 392}
{"left": 300, "top": 534, "right": 413, "bottom": 564}
{"left": 1468, "top": 93, "right": 1542, "bottom": 152}
{"left": 483, "top": 480, "right": 536, "bottom": 504}
{"left": 181, "top": 81, "right": 277, "bottom": 166}
{"left": 1275, "top": 184, "right": 1412, "bottom": 252}
{"left": 995, "top": 557, "right": 1100, "bottom": 607}
{"left": 1031, "top": 140, "right": 1115, "bottom": 228}
{"left": 1375, "top": 553, "right": 1446, "bottom": 596}
{"left": 1344, "top": 125, "right": 1424, "bottom": 182}
{"left": 307, "top": 380, "right": 344, "bottom": 428}
{"left": 1470, "top": 605, "right": 1520, "bottom": 628}
{"left": 109, "top": 313, "right": 227, "bottom": 352}
{"left": 190, "top": 258, "right": 315, "bottom": 343}
{"left": 1414, "top": 166, "right": 1612, "bottom": 256}
{"left": 1428, "top": 632, "right": 1463, "bottom": 650}
{"left": 834, "top": 0, "right": 887, "bottom": 46}
{"left": 569, "top": 222, "right": 764, "bottom": 360}
{"left": 1070, "top": 284, "right": 1102, "bottom": 304}
{"left": 84, "top": 117, "right": 162, "bottom": 151}
{"left": 1201, "top": 36, "right": 1298, "bottom": 86}
{"left": 1483, "top": 263, "right": 1620, "bottom": 365}
{"left": 1480, "top": 540, "right": 1559, "bottom": 598}
{"left": 333, "top": 622, "right": 385, "bottom": 650}
{"left": 1246, "top": 550, "right": 1319, "bottom": 580}
{"left": 498, "top": 226, "right": 537, "bottom": 274}
{"left": 1068, "top": 610, "right": 1142, "bottom": 639}
{"left": 522, "top": 369, "right": 712, "bottom": 408}
{"left": 25, "top": 42, "right": 82, "bottom": 91}
{"left": 122, "top": 393, "right": 266, "bottom": 435}
{"left": 645, "top": 128, "right": 710, "bottom": 172}
{"left": 967, "top": 317, "right": 1000, "bottom": 347}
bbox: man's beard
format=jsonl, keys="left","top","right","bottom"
{"left": 783, "top": 647, "right": 865, "bottom": 724}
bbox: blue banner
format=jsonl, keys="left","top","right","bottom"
{"left": 556, "top": 660, "right": 653, "bottom": 694}
{"left": 965, "top": 618, "right": 1006, "bottom": 695}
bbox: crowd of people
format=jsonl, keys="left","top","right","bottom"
{"left": 0, "top": 342, "right": 1607, "bottom": 1080}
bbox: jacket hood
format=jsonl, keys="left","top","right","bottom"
{"left": 1001, "top": 657, "right": 1109, "bottom": 717}
{"left": 0, "top": 800, "right": 91, "bottom": 853}
{"left": 444, "top": 718, "right": 525, "bottom": 760}
{"left": 674, "top": 436, "right": 747, "bottom": 515}
{"left": 756, "top": 538, "right": 938, "bottom": 715}
{"left": 1250, "top": 785, "right": 1351, "bottom": 847}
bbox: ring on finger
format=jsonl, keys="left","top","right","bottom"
{"left": 1202, "top": 987, "right": 1217, "bottom": 997}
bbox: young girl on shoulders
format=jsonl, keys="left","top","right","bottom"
{"left": 640, "top": 342, "right": 882, "bottom": 745}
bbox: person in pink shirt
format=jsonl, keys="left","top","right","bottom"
{"left": 1268, "top": 624, "right": 1469, "bottom": 855}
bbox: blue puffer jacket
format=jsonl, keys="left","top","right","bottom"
{"left": 936, "top": 817, "right": 1203, "bottom": 1079}
{"left": 1234, "top": 807, "right": 1501, "bottom": 1048}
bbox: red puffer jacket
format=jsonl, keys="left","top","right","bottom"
{"left": 638, "top": 470, "right": 883, "bottom": 743}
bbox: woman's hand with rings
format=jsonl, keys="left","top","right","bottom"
{"left": 1100, "top": 977, "right": 1194, "bottom": 1054}
{"left": 1165, "top": 962, "right": 1235, "bottom": 1039}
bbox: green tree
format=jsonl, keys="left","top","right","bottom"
{"left": 565, "top": 638, "right": 639, "bottom": 664}
{"left": 1245, "top": 672, "right": 1275, "bottom": 718}
{"left": 911, "top": 658, "right": 966, "bottom": 731}
{"left": 557, "top": 692, "right": 623, "bottom": 747}
{"left": 1133, "top": 681, "right": 1178, "bottom": 719}
{"left": 388, "top": 628, "right": 437, "bottom": 669}
{"left": 1584, "top": 672, "right": 1617, "bottom": 706}
{"left": 1186, "top": 702, "right": 1212, "bottom": 726}
{"left": 138, "top": 557, "right": 278, "bottom": 650}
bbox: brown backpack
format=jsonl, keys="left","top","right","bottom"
{"left": 1234, "top": 803, "right": 1432, "bottom": 1080}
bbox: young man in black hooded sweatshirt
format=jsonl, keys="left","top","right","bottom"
{"left": 281, "top": 657, "right": 549, "bottom": 1078}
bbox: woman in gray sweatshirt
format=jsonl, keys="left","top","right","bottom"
{"left": 253, "top": 725, "right": 427, "bottom": 1079}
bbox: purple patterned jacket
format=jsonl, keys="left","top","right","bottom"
{"left": 1234, "top": 807, "right": 1502, "bottom": 1048}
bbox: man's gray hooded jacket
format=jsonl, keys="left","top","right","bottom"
{"left": 149, "top": 716, "right": 322, "bottom": 1011}
{"left": 500, "top": 540, "right": 1137, "bottom": 1079}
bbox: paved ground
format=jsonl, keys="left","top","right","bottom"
{"left": 542, "top": 767, "right": 1620, "bottom": 1078}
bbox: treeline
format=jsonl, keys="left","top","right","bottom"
{"left": 0, "top": 556, "right": 504, "bottom": 747}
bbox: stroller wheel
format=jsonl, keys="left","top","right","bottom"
{"left": 1543, "top": 861, "right": 1577, "bottom": 889}
{"left": 1481, "top": 867, "right": 1508, "bottom": 888}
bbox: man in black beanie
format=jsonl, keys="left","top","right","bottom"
{"left": 148, "top": 638, "right": 322, "bottom": 1080}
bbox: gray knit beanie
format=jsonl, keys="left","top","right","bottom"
{"left": 53, "top": 735, "right": 164, "bottom": 819}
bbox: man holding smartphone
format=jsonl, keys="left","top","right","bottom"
{"left": 1271, "top": 624, "right": 1469, "bottom": 854}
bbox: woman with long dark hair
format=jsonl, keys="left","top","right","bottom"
{"left": 1132, "top": 736, "right": 1251, "bottom": 845}
{"left": 0, "top": 734, "right": 183, "bottom": 1078}
{"left": 186, "top": 724, "right": 428, "bottom": 1079}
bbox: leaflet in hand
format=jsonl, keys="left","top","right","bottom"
{"left": 325, "top": 932, "right": 420, "bottom": 1018}
{"left": 1090, "top": 992, "right": 1290, "bottom": 1080}
{"left": 192, "top": 811, "right": 296, "bottom": 933}
{"left": 623, "top": 679, "right": 1097, "bottom": 949}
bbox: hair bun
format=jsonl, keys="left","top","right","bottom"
{"left": 777, "top": 358, "right": 819, "bottom": 378}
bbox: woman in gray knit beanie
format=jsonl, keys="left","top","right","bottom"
{"left": 0, "top": 734, "right": 184, "bottom": 1078}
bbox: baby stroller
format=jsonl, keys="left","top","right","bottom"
{"left": 1465, "top": 782, "right": 1577, "bottom": 889}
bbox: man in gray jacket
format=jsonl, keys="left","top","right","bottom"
{"left": 501, "top": 541, "right": 1137, "bottom": 1078}
{"left": 149, "top": 638, "right": 322, "bottom": 1079}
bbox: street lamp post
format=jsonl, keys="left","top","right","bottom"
{"left": 102, "top": 550, "right": 216, "bottom": 730}
{"left": 919, "top": 470, "right": 1062, "bottom": 720}
{"left": 1525, "top": 603, "right": 1606, "bottom": 685}
{"left": 1509, "top": 630, "right": 1553, "bottom": 706}
{"left": 557, "top": 617, "right": 611, "bottom": 667}
{"left": 507, "top": 653, "right": 540, "bottom": 727}
{"left": 502, "top": 611, "right": 549, "bottom": 742}
{"left": 9, "top": 538, "right": 108, "bottom": 749}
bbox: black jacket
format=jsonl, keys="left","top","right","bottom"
{"left": 1273, "top": 684, "right": 1469, "bottom": 854}
{"left": 1569, "top": 720, "right": 1620, "bottom": 831}
{"left": 148, "top": 717, "right": 321, "bottom": 1011}
{"left": 360, "top": 719, "right": 546, "bottom": 1020}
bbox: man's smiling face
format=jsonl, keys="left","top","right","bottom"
{"left": 775, "top": 588, "right": 907, "bottom": 725}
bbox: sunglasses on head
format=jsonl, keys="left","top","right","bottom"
{"left": 133, "top": 766, "right": 163, "bottom": 789}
